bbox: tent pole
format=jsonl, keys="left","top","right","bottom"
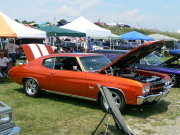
{"left": 0, "top": 38, "right": 3, "bottom": 50}
{"left": 110, "top": 37, "right": 112, "bottom": 50}
{"left": 85, "top": 37, "right": 88, "bottom": 53}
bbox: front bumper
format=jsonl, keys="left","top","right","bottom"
{"left": 137, "top": 84, "right": 173, "bottom": 105}
{"left": 0, "top": 125, "right": 21, "bottom": 135}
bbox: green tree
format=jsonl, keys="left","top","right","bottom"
{"left": 57, "top": 19, "right": 68, "bottom": 26}
{"left": 14, "top": 19, "right": 20, "bottom": 23}
{"left": 22, "top": 20, "right": 28, "bottom": 24}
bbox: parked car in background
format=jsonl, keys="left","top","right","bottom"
{"left": 93, "top": 48, "right": 180, "bottom": 86}
{"left": 0, "top": 101, "right": 21, "bottom": 135}
{"left": 137, "top": 50, "right": 180, "bottom": 86}
{"left": 9, "top": 41, "right": 172, "bottom": 112}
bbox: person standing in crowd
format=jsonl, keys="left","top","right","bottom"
{"left": 5, "top": 39, "right": 19, "bottom": 66}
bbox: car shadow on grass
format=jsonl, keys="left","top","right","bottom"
{"left": 43, "top": 91, "right": 102, "bottom": 110}
{"left": 14, "top": 88, "right": 102, "bottom": 111}
{"left": 14, "top": 87, "right": 171, "bottom": 117}
{"left": 0, "top": 79, "right": 14, "bottom": 84}
{"left": 125, "top": 100, "right": 171, "bottom": 118}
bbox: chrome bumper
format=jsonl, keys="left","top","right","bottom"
{"left": 0, "top": 126, "right": 21, "bottom": 135}
{"left": 137, "top": 84, "right": 173, "bottom": 105}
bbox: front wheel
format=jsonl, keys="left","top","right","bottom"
{"left": 23, "top": 78, "right": 42, "bottom": 97}
{"left": 100, "top": 89, "right": 126, "bottom": 113}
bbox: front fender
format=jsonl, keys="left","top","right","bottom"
{"left": 96, "top": 77, "right": 143, "bottom": 105}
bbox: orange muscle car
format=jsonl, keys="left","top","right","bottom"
{"left": 9, "top": 41, "right": 173, "bottom": 112}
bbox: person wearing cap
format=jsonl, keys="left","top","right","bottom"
{"left": 0, "top": 51, "right": 11, "bottom": 78}
{"left": 5, "top": 39, "right": 19, "bottom": 66}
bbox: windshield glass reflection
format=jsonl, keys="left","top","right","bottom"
{"left": 144, "top": 53, "right": 163, "bottom": 65}
{"left": 80, "top": 55, "right": 111, "bottom": 72}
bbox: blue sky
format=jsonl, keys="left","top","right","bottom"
{"left": 1, "top": 0, "right": 180, "bottom": 32}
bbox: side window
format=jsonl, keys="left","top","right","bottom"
{"left": 54, "top": 57, "right": 64, "bottom": 70}
{"left": 61, "top": 57, "right": 81, "bottom": 71}
{"left": 43, "top": 58, "right": 55, "bottom": 69}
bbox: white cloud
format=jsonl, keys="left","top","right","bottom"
{"left": 116, "top": 8, "right": 147, "bottom": 23}
{"left": 56, "top": 5, "right": 80, "bottom": 16}
{"left": 55, "top": 0, "right": 102, "bottom": 17}
{"left": 35, "top": 0, "right": 48, "bottom": 7}
{"left": 80, "top": 0, "right": 101, "bottom": 11}
{"left": 163, "top": 4, "right": 178, "bottom": 10}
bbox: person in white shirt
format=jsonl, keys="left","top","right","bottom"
{"left": 5, "top": 39, "right": 19, "bottom": 66}
{"left": 0, "top": 51, "right": 11, "bottom": 78}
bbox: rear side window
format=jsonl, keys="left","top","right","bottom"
{"left": 43, "top": 58, "right": 55, "bottom": 69}
{"left": 43, "top": 57, "right": 81, "bottom": 71}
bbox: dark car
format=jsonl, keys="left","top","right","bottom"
{"left": 0, "top": 101, "right": 21, "bottom": 135}
{"left": 16, "top": 47, "right": 26, "bottom": 60}
{"left": 93, "top": 49, "right": 180, "bottom": 86}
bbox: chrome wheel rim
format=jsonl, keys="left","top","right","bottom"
{"left": 103, "top": 91, "right": 121, "bottom": 110}
{"left": 26, "top": 79, "right": 38, "bottom": 95}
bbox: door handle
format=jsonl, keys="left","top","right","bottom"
{"left": 50, "top": 72, "right": 56, "bottom": 77}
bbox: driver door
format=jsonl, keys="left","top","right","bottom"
{"left": 43, "top": 56, "right": 87, "bottom": 97}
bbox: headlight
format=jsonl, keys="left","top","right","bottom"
{"left": 142, "top": 85, "right": 150, "bottom": 96}
{"left": 0, "top": 113, "right": 12, "bottom": 124}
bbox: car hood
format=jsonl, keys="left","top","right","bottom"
{"left": 99, "top": 40, "right": 164, "bottom": 73}
{"left": 21, "top": 44, "right": 54, "bottom": 62}
{"left": 138, "top": 65, "right": 180, "bottom": 75}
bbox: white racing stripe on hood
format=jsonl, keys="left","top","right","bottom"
{"left": 28, "top": 44, "right": 42, "bottom": 59}
{"left": 37, "top": 44, "right": 49, "bottom": 56}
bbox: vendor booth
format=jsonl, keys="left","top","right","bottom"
{"left": 61, "top": 17, "right": 111, "bottom": 39}
{"left": 0, "top": 12, "right": 46, "bottom": 39}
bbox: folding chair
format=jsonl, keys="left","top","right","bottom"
{"left": 0, "top": 65, "right": 10, "bottom": 81}
{"left": 1, "top": 67, "right": 9, "bottom": 78}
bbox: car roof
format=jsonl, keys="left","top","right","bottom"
{"left": 43, "top": 53, "right": 103, "bottom": 58}
{"left": 93, "top": 49, "right": 128, "bottom": 54}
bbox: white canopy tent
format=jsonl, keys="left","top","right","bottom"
{"left": 0, "top": 11, "right": 46, "bottom": 39}
{"left": 61, "top": 17, "right": 111, "bottom": 39}
{"left": 148, "top": 34, "right": 178, "bottom": 41}
{"left": 149, "top": 34, "right": 180, "bottom": 49}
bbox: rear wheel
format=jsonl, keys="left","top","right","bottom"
{"left": 100, "top": 89, "right": 126, "bottom": 113}
{"left": 23, "top": 78, "right": 42, "bottom": 97}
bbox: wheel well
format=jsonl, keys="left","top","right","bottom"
{"left": 22, "top": 78, "right": 28, "bottom": 84}
{"left": 97, "top": 87, "right": 127, "bottom": 104}
{"left": 22, "top": 77, "right": 41, "bottom": 89}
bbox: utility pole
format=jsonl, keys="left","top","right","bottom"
{"left": 111, "top": 13, "right": 114, "bottom": 25}
{"left": 54, "top": 17, "right": 56, "bottom": 25}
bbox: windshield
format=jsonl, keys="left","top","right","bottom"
{"left": 144, "top": 53, "right": 163, "bottom": 65}
{"left": 80, "top": 55, "right": 111, "bottom": 72}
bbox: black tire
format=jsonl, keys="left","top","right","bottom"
{"left": 23, "top": 78, "right": 42, "bottom": 97}
{"left": 100, "top": 88, "right": 126, "bottom": 113}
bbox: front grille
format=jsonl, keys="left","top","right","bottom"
{"left": 0, "top": 122, "right": 14, "bottom": 132}
{"left": 149, "top": 88, "right": 164, "bottom": 95}
{"left": 151, "top": 82, "right": 165, "bottom": 88}
{"left": 150, "top": 79, "right": 165, "bottom": 88}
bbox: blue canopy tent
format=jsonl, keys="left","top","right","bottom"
{"left": 120, "top": 31, "right": 154, "bottom": 41}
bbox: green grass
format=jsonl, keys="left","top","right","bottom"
{"left": 0, "top": 79, "right": 179, "bottom": 135}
